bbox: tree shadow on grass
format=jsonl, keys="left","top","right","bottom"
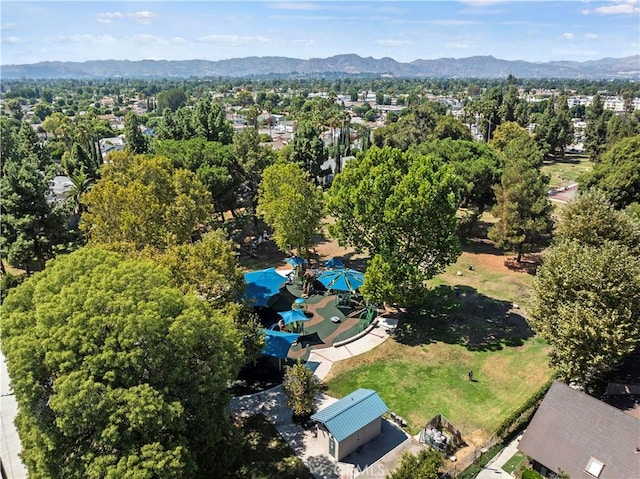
{"left": 394, "top": 285, "right": 533, "bottom": 352}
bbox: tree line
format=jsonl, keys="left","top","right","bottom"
{"left": 1, "top": 76, "right": 640, "bottom": 477}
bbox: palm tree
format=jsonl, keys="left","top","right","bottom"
{"left": 64, "top": 171, "right": 94, "bottom": 228}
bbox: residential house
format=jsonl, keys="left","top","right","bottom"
{"left": 518, "top": 381, "right": 640, "bottom": 479}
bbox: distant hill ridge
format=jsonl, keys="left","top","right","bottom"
{"left": 2, "top": 54, "right": 639, "bottom": 79}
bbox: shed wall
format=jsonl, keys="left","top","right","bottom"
{"left": 336, "top": 417, "right": 382, "bottom": 461}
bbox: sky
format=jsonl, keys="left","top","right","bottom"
{"left": 1, "top": 1, "right": 639, "bottom": 65}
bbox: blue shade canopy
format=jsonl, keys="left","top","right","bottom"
{"left": 285, "top": 256, "right": 307, "bottom": 267}
{"left": 279, "top": 309, "right": 310, "bottom": 325}
{"left": 324, "top": 257, "right": 345, "bottom": 269}
{"left": 261, "top": 329, "right": 300, "bottom": 358}
{"left": 244, "top": 267, "right": 286, "bottom": 307}
{"left": 317, "top": 268, "right": 365, "bottom": 292}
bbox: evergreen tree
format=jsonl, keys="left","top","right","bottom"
{"left": 123, "top": 111, "right": 148, "bottom": 154}
{"left": 0, "top": 155, "right": 66, "bottom": 273}
{"left": 584, "top": 94, "right": 610, "bottom": 162}
{"left": 489, "top": 137, "right": 553, "bottom": 261}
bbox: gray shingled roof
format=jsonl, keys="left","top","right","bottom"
{"left": 518, "top": 381, "right": 640, "bottom": 479}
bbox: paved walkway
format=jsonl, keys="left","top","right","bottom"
{"left": 230, "top": 314, "right": 402, "bottom": 478}
{"left": 475, "top": 434, "right": 523, "bottom": 479}
{"left": 1, "top": 352, "right": 28, "bottom": 479}
{"left": 308, "top": 316, "right": 398, "bottom": 380}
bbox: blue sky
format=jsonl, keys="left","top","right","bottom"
{"left": 1, "top": 1, "right": 639, "bottom": 65}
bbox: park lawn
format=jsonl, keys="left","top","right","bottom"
{"left": 325, "top": 337, "right": 552, "bottom": 444}
{"left": 437, "top": 250, "right": 534, "bottom": 307}
{"left": 541, "top": 154, "right": 593, "bottom": 191}
{"left": 236, "top": 414, "right": 313, "bottom": 479}
{"left": 325, "top": 241, "right": 553, "bottom": 445}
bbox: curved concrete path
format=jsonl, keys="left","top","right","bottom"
{"left": 307, "top": 316, "right": 397, "bottom": 380}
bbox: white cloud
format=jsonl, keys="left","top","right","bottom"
{"left": 126, "top": 34, "right": 166, "bottom": 45}
{"left": 269, "top": 2, "right": 317, "bottom": 10}
{"left": 170, "top": 37, "right": 187, "bottom": 45}
{"left": 562, "top": 32, "right": 575, "bottom": 39}
{"left": 97, "top": 12, "right": 123, "bottom": 24}
{"left": 1, "top": 23, "right": 17, "bottom": 31}
{"left": 445, "top": 41, "right": 471, "bottom": 49}
{"left": 375, "top": 39, "right": 411, "bottom": 47}
{"left": 585, "top": 33, "right": 599, "bottom": 38}
{"left": 195, "top": 34, "right": 270, "bottom": 46}
{"left": 291, "top": 39, "right": 316, "bottom": 46}
{"left": 591, "top": 0, "right": 640, "bottom": 15}
{"left": 2, "top": 36, "right": 22, "bottom": 44}
{"left": 96, "top": 10, "right": 157, "bottom": 25}
{"left": 131, "top": 11, "right": 157, "bottom": 25}
{"left": 51, "top": 34, "right": 118, "bottom": 45}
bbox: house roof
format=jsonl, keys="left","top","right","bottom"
{"left": 518, "top": 381, "right": 640, "bottom": 479}
{"left": 311, "top": 389, "right": 388, "bottom": 442}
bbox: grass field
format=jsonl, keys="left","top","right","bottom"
{"left": 236, "top": 414, "right": 313, "bottom": 479}
{"left": 502, "top": 451, "right": 527, "bottom": 475}
{"left": 541, "top": 153, "right": 593, "bottom": 191}
{"left": 325, "top": 236, "right": 553, "bottom": 445}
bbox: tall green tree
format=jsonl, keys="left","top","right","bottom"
{"left": 412, "top": 139, "right": 502, "bottom": 215}
{"left": 326, "top": 147, "right": 462, "bottom": 305}
{"left": 124, "top": 111, "right": 149, "bottom": 154}
{"left": 81, "top": 152, "right": 212, "bottom": 251}
{"left": 489, "top": 137, "right": 553, "bottom": 261}
{"left": 283, "top": 360, "right": 321, "bottom": 422}
{"left": 0, "top": 248, "right": 244, "bottom": 478}
{"left": 157, "top": 88, "right": 187, "bottom": 112}
{"left": 528, "top": 240, "right": 640, "bottom": 389}
{"left": 257, "top": 162, "right": 324, "bottom": 256}
{"left": 555, "top": 188, "right": 640, "bottom": 254}
{"left": 234, "top": 128, "right": 276, "bottom": 222}
{"left": 18, "top": 121, "right": 50, "bottom": 170}
{"left": 155, "top": 138, "right": 242, "bottom": 217}
{"left": 292, "top": 121, "right": 328, "bottom": 182}
{"left": 160, "top": 230, "right": 265, "bottom": 366}
{"left": 192, "top": 95, "right": 234, "bottom": 144}
{"left": 0, "top": 117, "right": 19, "bottom": 165}
{"left": 534, "top": 96, "right": 573, "bottom": 157}
{"left": 63, "top": 170, "right": 94, "bottom": 227}
{"left": 490, "top": 121, "right": 530, "bottom": 152}
{"left": 0, "top": 155, "right": 66, "bottom": 274}
{"left": 580, "top": 135, "right": 640, "bottom": 209}
{"left": 584, "top": 94, "right": 611, "bottom": 162}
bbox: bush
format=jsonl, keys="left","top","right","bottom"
{"left": 495, "top": 378, "right": 555, "bottom": 438}
{"left": 522, "top": 468, "right": 543, "bottom": 479}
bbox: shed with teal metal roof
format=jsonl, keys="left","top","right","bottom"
{"left": 311, "top": 388, "right": 388, "bottom": 460}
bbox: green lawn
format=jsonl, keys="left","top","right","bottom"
{"left": 541, "top": 154, "right": 593, "bottom": 191}
{"left": 325, "top": 241, "right": 553, "bottom": 445}
{"left": 326, "top": 337, "right": 551, "bottom": 440}
{"left": 236, "top": 415, "right": 313, "bottom": 479}
{"left": 502, "top": 452, "right": 527, "bottom": 475}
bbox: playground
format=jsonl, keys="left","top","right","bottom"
{"left": 232, "top": 259, "right": 378, "bottom": 395}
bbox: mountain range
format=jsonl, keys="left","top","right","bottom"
{"left": 2, "top": 54, "right": 639, "bottom": 80}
